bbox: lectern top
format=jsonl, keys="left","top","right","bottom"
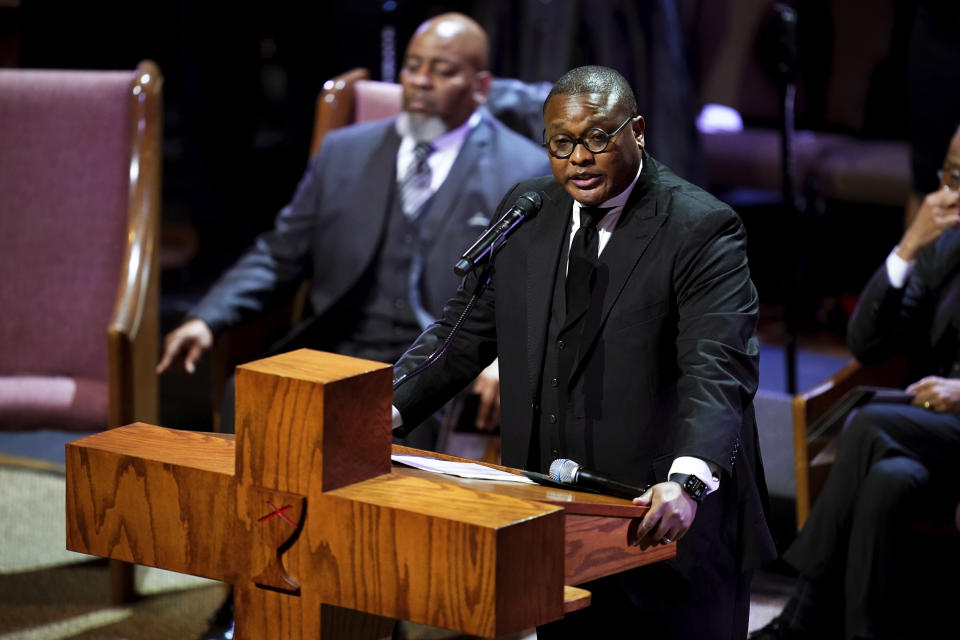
{"left": 240, "top": 348, "right": 392, "bottom": 384}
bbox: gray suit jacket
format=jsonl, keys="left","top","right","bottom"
{"left": 190, "top": 111, "right": 551, "bottom": 339}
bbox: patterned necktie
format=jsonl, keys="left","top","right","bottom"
{"left": 565, "top": 206, "right": 609, "bottom": 319}
{"left": 399, "top": 142, "right": 434, "bottom": 216}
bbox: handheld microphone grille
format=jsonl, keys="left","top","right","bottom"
{"left": 549, "top": 458, "right": 580, "bottom": 484}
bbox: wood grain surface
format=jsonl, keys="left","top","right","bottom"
{"left": 66, "top": 350, "right": 677, "bottom": 639}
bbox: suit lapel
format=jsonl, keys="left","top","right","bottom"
{"left": 570, "top": 157, "right": 668, "bottom": 381}
{"left": 364, "top": 123, "right": 402, "bottom": 233}
{"left": 930, "top": 229, "right": 960, "bottom": 353}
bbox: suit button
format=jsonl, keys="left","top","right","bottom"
{"left": 549, "top": 414, "right": 557, "bottom": 424}
{"left": 558, "top": 340, "right": 566, "bottom": 350}
{"left": 551, "top": 377, "right": 558, "bottom": 387}
{"left": 532, "top": 403, "right": 540, "bottom": 412}
{"left": 552, "top": 449, "right": 559, "bottom": 458}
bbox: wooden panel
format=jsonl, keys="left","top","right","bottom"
{"left": 65, "top": 432, "right": 247, "bottom": 583}
{"left": 305, "top": 484, "right": 565, "bottom": 636}
{"left": 236, "top": 349, "right": 392, "bottom": 494}
{"left": 562, "top": 585, "right": 592, "bottom": 614}
{"left": 330, "top": 470, "right": 565, "bottom": 527}
{"left": 564, "top": 514, "right": 675, "bottom": 586}
{"left": 236, "top": 587, "right": 395, "bottom": 640}
{"left": 66, "top": 423, "right": 235, "bottom": 473}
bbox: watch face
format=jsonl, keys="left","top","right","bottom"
{"left": 678, "top": 474, "right": 705, "bottom": 499}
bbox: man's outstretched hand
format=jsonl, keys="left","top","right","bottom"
{"left": 156, "top": 318, "right": 213, "bottom": 375}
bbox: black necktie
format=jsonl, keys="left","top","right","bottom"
{"left": 565, "top": 206, "right": 609, "bottom": 320}
{"left": 399, "top": 142, "right": 434, "bottom": 216}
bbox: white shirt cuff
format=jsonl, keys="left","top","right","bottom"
{"left": 669, "top": 457, "right": 721, "bottom": 495}
{"left": 391, "top": 405, "right": 403, "bottom": 430}
{"left": 885, "top": 247, "right": 913, "bottom": 289}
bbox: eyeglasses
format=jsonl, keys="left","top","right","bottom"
{"left": 543, "top": 116, "right": 633, "bottom": 159}
{"left": 938, "top": 168, "right": 960, "bottom": 189}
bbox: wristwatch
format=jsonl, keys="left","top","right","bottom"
{"left": 669, "top": 473, "right": 708, "bottom": 503}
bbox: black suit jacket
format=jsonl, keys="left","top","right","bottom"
{"left": 395, "top": 154, "right": 776, "bottom": 581}
{"left": 848, "top": 227, "right": 960, "bottom": 381}
{"left": 190, "top": 111, "right": 550, "bottom": 338}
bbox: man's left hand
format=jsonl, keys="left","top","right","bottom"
{"left": 630, "top": 481, "right": 698, "bottom": 549}
{"left": 906, "top": 376, "right": 960, "bottom": 413}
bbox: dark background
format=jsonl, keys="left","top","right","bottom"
{"left": 2, "top": 0, "right": 955, "bottom": 434}
{"left": 0, "top": 0, "right": 923, "bottom": 285}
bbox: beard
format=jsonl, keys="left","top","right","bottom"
{"left": 396, "top": 112, "right": 448, "bottom": 143}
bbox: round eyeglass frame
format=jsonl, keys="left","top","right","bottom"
{"left": 543, "top": 115, "right": 634, "bottom": 159}
{"left": 937, "top": 168, "right": 960, "bottom": 189}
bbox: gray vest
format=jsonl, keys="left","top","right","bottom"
{"left": 328, "top": 191, "right": 425, "bottom": 364}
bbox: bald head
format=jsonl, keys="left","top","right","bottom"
{"left": 400, "top": 12, "right": 492, "bottom": 131}
{"left": 413, "top": 13, "right": 489, "bottom": 72}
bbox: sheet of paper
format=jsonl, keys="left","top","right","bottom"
{"left": 391, "top": 454, "right": 534, "bottom": 484}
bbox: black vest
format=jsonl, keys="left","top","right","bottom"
{"left": 531, "top": 214, "right": 597, "bottom": 474}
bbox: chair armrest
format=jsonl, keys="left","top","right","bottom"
{"left": 107, "top": 60, "right": 162, "bottom": 428}
{"left": 793, "top": 355, "right": 906, "bottom": 528}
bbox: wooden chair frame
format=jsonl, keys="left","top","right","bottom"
{"left": 105, "top": 60, "right": 163, "bottom": 602}
{"left": 792, "top": 357, "right": 906, "bottom": 528}
{"left": 108, "top": 60, "right": 162, "bottom": 433}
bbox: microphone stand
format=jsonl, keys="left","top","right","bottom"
{"left": 774, "top": 2, "right": 800, "bottom": 394}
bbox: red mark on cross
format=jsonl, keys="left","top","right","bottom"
{"left": 258, "top": 501, "right": 297, "bottom": 528}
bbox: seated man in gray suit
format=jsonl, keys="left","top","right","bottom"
{"left": 156, "top": 12, "right": 550, "bottom": 449}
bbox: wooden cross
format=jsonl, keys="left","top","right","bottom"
{"left": 66, "top": 349, "right": 673, "bottom": 638}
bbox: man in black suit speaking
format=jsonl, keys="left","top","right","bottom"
{"left": 393, "top": 65, "right": 776, "bottom": 638}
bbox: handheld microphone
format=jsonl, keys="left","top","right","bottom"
{"left": 454, "top": 191, "right": 542, "bottom": 276}
{"left": 549, "top": 458, "right": 651, "bottom": 500}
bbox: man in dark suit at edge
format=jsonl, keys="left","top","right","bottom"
{"left": 393, "top": 65, "right": 776, "bottom": 638}
{"left": 752, "top": 127, "right": 960, "bottom": 640}
{"left": 156, "top": 13, "right": 550, "bottom": 448}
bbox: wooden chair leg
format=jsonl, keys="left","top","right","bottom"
{"left": 109, "top": 559, "right": 137, "bottom": 603}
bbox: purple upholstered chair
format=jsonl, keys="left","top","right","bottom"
{"left": 0, "top": 60, "right": 162, "bottom": 604}
{"left": 0, "top": 61, "right": 162, "bottom": 438}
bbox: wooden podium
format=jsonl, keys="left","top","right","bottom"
{"left": 65, "top": 349, "right": 674, "bottom": 638}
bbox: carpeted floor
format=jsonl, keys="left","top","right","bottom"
{"left": 0, "top": 463, "right": 227, "bottom": 640}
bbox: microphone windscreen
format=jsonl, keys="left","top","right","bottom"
{"left": 549, "top": 458, "right": 579, "bottom": 484}
{"left": 517, "top": 191, "right": 542, "bottom": 215}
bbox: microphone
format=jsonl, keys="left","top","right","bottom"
{"left": 454, "top": 191, "right": 542, "bottom": 276}
{"left": 549, "top": 458, "right": 651, "bottom": 500}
